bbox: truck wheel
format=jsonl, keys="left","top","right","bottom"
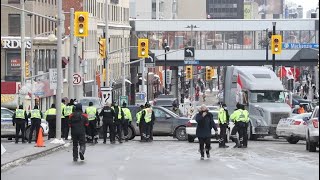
{"left": 175, "top": 126, "right": 187, "bottom": 141}
{"left": 248, "top": 122, "right": 257, "bottom": 140}
{"left": 187, "top": 135, "right": 195, "bottom": 143}
{"left": 286, "top": 137, "right": 299, "bottom": 144}
{"left": 309, "top": 142, "right": 317, "bottom": 152}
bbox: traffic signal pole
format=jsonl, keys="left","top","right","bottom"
{"left": 68, "top": 8, "right": 75, "bottom": 99}
{"left": 272, "top": 22, "right": 276, "bottom": 72}
{"left": 20, "top": 0, "right": 26, "bottom": 107}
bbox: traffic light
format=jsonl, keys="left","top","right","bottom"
{"left": 186, "top": 65, "right": 193, "bottom": 80}
{"left": 138, "top": 39, "right": 149, "bottom": 58}
{"left": 74, "top": 11, "right": 89, "bottom": 37}
{"left": 206, "top": 66, "right": 214, "bottom": 81}
{"left": 25, "top": 61, "right": 30, "bottom": 77}
{"left": 271, "top": 35, "right": 282, "bottom": 54}
{"left": 98, "top": 38, "right": 106, "bottom": 58}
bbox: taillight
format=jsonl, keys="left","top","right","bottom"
{"left": 291, "top": 121, "right": 301, "bottom": 125}
{"left": 186, "top": 121, "right": 192, "bottom": 127}
{"left": 312, "top": 119, "right": 318, "bottom": 128}
{"left": 303, "top": 122, "right": 307, "bottom": 125}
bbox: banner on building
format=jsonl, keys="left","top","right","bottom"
{"left": 244, "top": 4, "right": 252, "bottom": 19}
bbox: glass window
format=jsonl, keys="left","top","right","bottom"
{"left": 8, "top": 14, "right": 21, "bottom": 36}
{"left": 154, "top": 109, "right": 166, "bottom": 118}
{"left": 249, "top": 90, "right": 285, "bottom": 103}
{"left": 1, "top": 109, "right": 14, "bottom": 118}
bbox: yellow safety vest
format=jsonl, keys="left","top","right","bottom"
{"left": 136, "top": 111, "right": 142, "bottom": 124}
{"left": 86, "top": 106, "right": 97, "bottom": 121}
{"left": 30, "top": 109, "right": 41, "bottom": 119}
{"left": 243, "top": 110, "right": 250, "bottom": 123}
{"left": 122, "top": 108, "right": 132, "bottom": 121}
{"left": 112, "top": 106, "right": 122, "bottom": 119}
{"left": 45, "top": 108, "right": 56, "bottom": 119}
{"left": 218, "top": 108, "right": 227, "bottom": 124}
{"left": 64, "top": 106, "right": 73, "bottom": 116}
{"left": 144, "top": 108, "right": 152, "bottom": 123}
{"left": 61, "top": 103, "right": 66, "bottom": 118}
{"left": 15, "top": 109, "right": 25, "bottom": 119}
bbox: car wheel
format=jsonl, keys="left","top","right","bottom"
{"left": 187, "top": 135, "right": 195, "bottom": 143}
{"left": 306, "top": 141, "right": 309, "bottom": 150}
{"left": 8, "top": 137, "right": 13, "bottom": 140}
{"left": 175, "top": 126, "right": 187, "bottom": 141}
{"left": 25, "top": 126, "right": 44, "bottom": 141}
{"left": 248, "top": 122, "right": 257, "bottom": 140}
{"left": 128, "top": 126, "right": 135, "bottom": 140}
{"left": 226, "top": 128, "right": 230, "bottom": 143}
{"left": 309, "top": 141, "right": 317, "bottom": 152}
{"left": 286, "top": 137, "right": 299, "bottom": 144}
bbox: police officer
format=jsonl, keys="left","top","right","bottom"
{"left": 99, "top": 102, "right": 115, "bottom": 144}
{"left": 112, "top": 102, "right": 124, "bottom": 143}
{"left": 63, "top": 99, "right": 75, "bottom": 140}
{"left": 28, "top": 105, "right": 43, "bottom": 143}
{"left": 229, "top": 103, "right": 241, "bottom": 148}
{"left": 85, "top": 102, "right": 99, "bottom": 143}
{"left": 68, "top": 103, "right": 89, "bottom": 162}
{"left": 241, "top": 104, "right": 250, "bottom": 148}
{"left": 218, "top": 103, "right": 229, "bottom": 148}
{"left": 230, "top": 103, "right": 246, "bottom": 148}
{"left": 45, "top": 104, "right": 57, "bottom": 140}
{"left": 136, "top": 105, "right": 145, "bottom": 141}
{"left": 121, "top": 102, "right": 132, "bottom": 142}
{"left": 61, "top": 99, "right": 67, "bottom": 139}
{"left": 140, "top": 103, "right": 155, "bottom": 142}
{"left": 12, "top": 105, "right": 28, "bottom": 143}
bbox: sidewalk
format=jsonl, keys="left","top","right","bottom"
{"left": 1, "top": 139, "right": 67, "bottom": 171}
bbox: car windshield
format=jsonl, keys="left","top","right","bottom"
{"left": 313, "top": 108, "right": 319, "bottom": 119}
{"left": 192, "top": 111, "right": 218, "bottom": 120}
{"left": 291, "top": 113, "right": 311, "bottom": 119}
{"left": 249, "top": 90, "right": 285, "bottom": 103}
{"left": 79, "top": 98, "right": 101, "bottom": 106}
{"left": 159, "top": 107, "right": 179, "bottom": 118}
{"left": 155, "top": 99, "right": 175, "bottom": 106}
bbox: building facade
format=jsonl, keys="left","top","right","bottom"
{"left": 206, "top": 0, "right": 244, "bottom": 19}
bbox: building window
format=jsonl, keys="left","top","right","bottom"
{"left": 8, "top": 0, "right": 20, "bottom": 3}
{"left": 8, "top": 14, "right": 21, "bottom": 36}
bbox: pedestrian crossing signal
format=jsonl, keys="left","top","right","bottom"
{"left": 186, "top": 66, "right": 193, "bottom": 80}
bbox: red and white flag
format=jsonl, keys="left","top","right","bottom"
{"left": 236, "top": 74, "right": 243, "bottom": 103}
{"left": 279, "top": 66, "right": 294, "bottom": 80}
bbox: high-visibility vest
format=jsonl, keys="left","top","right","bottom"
{"left": 86, "top": 106, "right": 97, "bottom": 121}
{"left": 218, "top": 108, "right": 227, "bottom": 124}
{"left": 136, "top": 110, "right": 142, "bottom": 123}
{"left": 45, "top": 108, "right": 56, "bottom": 119}
{"left": 238, "top": 109, "right": 246, "bottom": 122}
{"left": 64, "top": 106, "right": 73, "bottom": 116}
{"left": 30, "top": 109, "right": 41, "bottom": 119}
{"left": 15, "top": 109, "right": 25, "bottom": 119}
{"left": 230, "top": 109, "right": 242, "bottom": 122}
{"left": 112, "top": 106, "right": 122, "bottom": 119}
{"left": 144, "top": 108, "right": 152, "bottom": 123}
{"left": 243, "top": 110, "right": 250, "bottom": 123}
{"left": 61, "top": 103, "right": 66, "bottom": 118}
{"left": 122, "top": 108, "right": 132, "bottom": 121}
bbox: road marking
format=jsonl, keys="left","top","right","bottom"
{"left": 226, "top": 164, "right": 237, "bottom": 169}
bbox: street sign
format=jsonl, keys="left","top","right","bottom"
{"left": 166, "top": 70, "right": 172, "bottom": 85}
{"left": 282, "top": 43, "right": 319, "bottom": 49}
{"left": 135, "top": 92, "right": 145, "bottom": 105}
{"left": 73, "top": 73, "right": 83, "bottom": 86}
{"left": 49, "top": 68, "right": 57, "bottom": 90}
{"left": 145, "top": 53, "right": 155, "bottom": 67}
{"left": 184, "top": 47, "right": 195, "bottom": 58}
{"left": 184, "top": 60, "right": 199, "bottom": 65}
{"left": 119, "top": 96, "right": 128, "bottom": 106}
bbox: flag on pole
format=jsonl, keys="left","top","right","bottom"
{"left": 236, "top": 73, "right": 243, "bottom": 103}
{"left": 279, "top": 66, "right": 294, "bottom": 80}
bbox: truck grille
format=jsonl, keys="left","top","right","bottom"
{"left": 271, "top": 112, "right": 290, "bottom": 124}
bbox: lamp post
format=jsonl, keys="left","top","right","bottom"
{"left": 20, "top": 0, "right": 26, "bottom": 107}
{"left": 265, "top": 28, "right": 269, "bottom": 65}
{"left": 272, "top": 22, "right": 276, "bottom": 72}
{"left": 162, "top": 39, "right": 170, "bottom": 94}
{"left": 27, "top": 13, "right": 34, "bottom": 108}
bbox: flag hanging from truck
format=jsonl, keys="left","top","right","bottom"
{"left": 236, "top": 73, "right": 243, "bottom": 103}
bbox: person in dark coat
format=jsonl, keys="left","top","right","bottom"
{"left": 99, "top": 102, "right": 116, "bottom": 144}
{"left": 27, "top": 105, "right": 43, "bottom": 143}
{"left": 68, "top": 103, "right": 89, "bottom": 162}
{"left": 195, "top": 104, "right": 218, "bottom": 160}
{"left": 12, "top": 105, "right": 28, "bottom": 143}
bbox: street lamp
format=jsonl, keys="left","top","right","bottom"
{"left": 162, "top": 39, "right": 170, "bottom": 94}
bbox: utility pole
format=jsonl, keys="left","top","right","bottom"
{"left": 265, "top": 28, "right": 269, "bottom": 65}
{"left": 122, "top": 42, "right": 126, "bottom": 96}
{"left": 104, "top": 0, "right": 110, "bottom": 87}
{"left": 68, "top": 8, "right": 75, "bottom": 99}
{"left": 272, "top": 22, "right": 276, "bottom": 72}
{"left": 28, "top": 13, "right": 34, "bottom": 108}
{"left": 20, "top": 0, "right": 25, "bottom": 107}
{"left": 55, "top": 0, "right": 63, "bottom": 141}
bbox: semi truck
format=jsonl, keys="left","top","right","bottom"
{"left": 223, "top": 66, "right": 292, "bottom": 140}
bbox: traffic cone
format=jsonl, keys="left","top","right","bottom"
{"left": 35, "top": 128, "right": 45, "bottom": 147}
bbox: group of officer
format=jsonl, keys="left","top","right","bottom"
{"left": 217, "top": 103, "right": 250, "bottom": 148}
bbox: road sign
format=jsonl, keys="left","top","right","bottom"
{"left": 166, "top": 70, "right": 172, "bottom": 85}
{"left": 184, "top": 47, "right": 195, "bottom": 58}
{"left": 145, "top": 53, "right": 155, "bottom": 64}
{"left": 282, "top": 43, "right": 319, "bottom": 49}
{"left": 119, "top": 96, "right": 128, "bottom": 106}
{"left": 49, "top": 68, "right": 57, "bottom": 90}
{"left": 135, "top": 92, "right": 145, "bottom": 105}
{"left": 184, "top": 60, "right": 199, "bottom": 65}
{"left": 73, "top": 73, "right": 83, "bottom": 86}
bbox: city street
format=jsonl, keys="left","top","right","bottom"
{"left": 1, "top": 137, "right": 319, "bottom": 180}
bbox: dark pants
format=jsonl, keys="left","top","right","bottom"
{"left": 87, "top": 120, "right": 98, "bottom": 141}
{"left": 48, "top": 120, "right": 56, "bottom": 140}
{"left": 15, "top": 122, "right": 26, "bottom": 143}
{"left": 114, "top": 121, "right": 122, "bottom": 142}
{"left": 219, "top": 124, "right": 228, "bottom": 147}
{"left": 103, "top": 121, "right": 114, "bottom": 142}
{"left": 230, "top": 123, "right": 239, "bottom": 146}
{"left": 243, "top": 122, "right": 249, "bottom": 147}
{"left": 142, "top": 122, "right": 151, "bottom": 141}
{"left": 198, "top": 137, "right": 211, "bottom": 157}
{"left": 72, "top": 133, "right": 86, "bottom": 159}
{"left": 29, "top": 121, "right": 41, "bottom": 143}
{"left": 149, "top": 122, "right": 154, "bottom": 140}
{"left": 237, "top": 122, "right": 247, "bottom": 147}
{"left": 61, "top": 118, "right": 69, "bottom": 139}
{"left": 122, "top": 120, "right": 129, "bottom": 140}
{"left": 139, "top": 122, "right": 145, "bottom": 140}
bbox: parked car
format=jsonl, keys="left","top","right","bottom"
{"left": 97, "top": 106, "right": 191, "bottom": 141}
{"left": 292, "top": 94, "right": 313, "bottom": 109}
{"left": 79, "top": 97, "right": 103, "bottom": 112}
{"left": 276, "top": 113, "right": 311, "bottom": 144}
{"left": 153, "top": 95, "right": 179, "bottom": 110}
{"left": 185, "top": 110, "right": 233, "bottom": 143}
{"left": 1, "top": 107, "right": 49, "bottom": 140}
{"left": 196, "top": 105, "right": 219, "bottom": 111}
{"left": 305, "top": 106, "right": 319, "bottom": 152}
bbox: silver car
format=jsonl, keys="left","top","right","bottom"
{"left": 79, "top": 97, "right": 103, "bottom": 113}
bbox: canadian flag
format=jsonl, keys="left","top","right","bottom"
{"left": 279, "top": 66, "right": 294, "bottom": 80}
{"left": 236, "top": 74, "right": 243, "bottom": 103}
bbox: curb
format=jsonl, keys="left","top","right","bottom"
{"left": 1, "top": 143, "right": 68, "bottom": 172}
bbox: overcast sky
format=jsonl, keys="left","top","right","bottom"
{"left": 291, "top": 0, "right": 318, "bottom": 17}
